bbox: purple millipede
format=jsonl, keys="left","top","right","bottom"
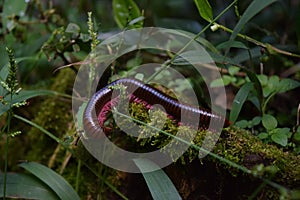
{"left": 83, "top": 78, "right": 230, "bottom": 137}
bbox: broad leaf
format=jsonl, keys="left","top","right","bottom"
{"left": 0, "top": 173, "right": 59, "bottom": 200}
{"left": 65, "top": 23, "right": 81, "bottom": 37}
{"left": 271, "top": 128, "right": 289, "bottom": 146}
{"left": 262, "top": 114, "right": 277, "bottom": 130}
{"left": 277, "top": 78, "right": 300, "bottom": 93}
{"left": 19, "top": 162, "right": 80, "bottom": 200}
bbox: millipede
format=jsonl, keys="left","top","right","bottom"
{"left": 83, "top": 78, "right": 230, "bottom": 137}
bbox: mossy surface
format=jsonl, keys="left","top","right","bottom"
{"left": 126, "top": 102, "right": 300, "bottom": 198}
{"left": 6, "top": 72, "right": 299, "bottom": 199}
{"left": 216, "top": 127, "right": 300, "bottom": 187}
{"left": 26, "top": 69, "right": 75, "bottom": 162}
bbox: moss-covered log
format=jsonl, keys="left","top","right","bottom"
{"left": 19, "top": 72, "right": 300, "bottom": 199}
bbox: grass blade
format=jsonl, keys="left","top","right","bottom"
{"left": 19, "top": 162, "right": 80, "bottom": 200}
{"left": 230, "top": 0, "right": 277, "bottom": 40}
{"left": 133, "top": 158, "right": 182, "bottom": 200}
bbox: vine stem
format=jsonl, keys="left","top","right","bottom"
{"left": 213, "top": 23, "right": 300, "bottom": 58}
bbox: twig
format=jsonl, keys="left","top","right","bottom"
{"left": 213, "top": 23, "right": 300, "bottom": 58}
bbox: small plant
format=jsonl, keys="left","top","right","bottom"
{"left": 232, "top": 74, "right": 300, "bottom": 147}
{"left": 1, "top": 48, "right": 25, "bottom": 199}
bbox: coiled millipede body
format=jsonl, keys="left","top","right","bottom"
{"left": 83, "top": 78, "right": 230, "bottom": 137}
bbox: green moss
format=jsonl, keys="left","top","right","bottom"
{"left": 14, "top": 73, "right": 299, "bottom": 198}
{"left": 126, "top": 102, "right": 300, "bottom": 189}
{"left": 26, "top": 69, "right": 75, "bottom": 162}
{"left": 215, "top": 127, "right": 300, "bottom": 186}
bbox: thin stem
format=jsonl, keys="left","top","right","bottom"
{"left": 111, "top": 108, "right": 293, "bottom": 194}
{"left": 3, "top": 124, "right": 9, "bottom": 200}
{"left": 3, "top": 94, "right": 13, "bottom": 200}
{"left": 214, "top": 23, "right": 300, "bottom": 58}
{"left": 146, "top": 0, "right": 238, "bottom": 83}
{"left": 75, "top": 160, "right": 81, "bottom": 192}
{"left": 262, "top": 92, "right": 276, "bottom": 115}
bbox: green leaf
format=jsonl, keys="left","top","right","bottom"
{"left": 194, "top": 0, "right": 213, "bottom": 22}
{"left": 258, "top": 132, "right": 269, "bottom": 139}
{"left": 271, "top": 128, "right": 289, "bottom": 146}
{"left": 246, "top": 116, "right": 262, "bottom": 128}
{"left": 133, "top": 158, "right": 182, "bottom": 200}
{"left": 76, "top": 102, "right": 87, "bottom": 130}
{"left": 242, "top": 68, "right": 264, "bottom": 110}
{"left": 228, "top": 66, "right": 240, "bottom": 76}
{"left": 277, "top": 78, "right": 300, "bottom": 93}
{"left": 210, "top": 78, "right": 225, "bottom": 87}
{"left": 230, "top": 82, "right": 253, "bottom": 123}
{"left": 230, "top": 0, "right": 277, "bottom": 40}
{"left": 257, "top": 74, "right": 268, "bottom": 86}
{"left": 0, "top": 173, "right": 59, "bottom": 200}
{"left": 19, "top": 162, "right": 80, "bottom": 200}
{"left": 258, "top": 132, "right": 269, "bottom": 140}
{"left": 262, "top": 114, "right": 277, "bottom": 130}
{"left": 263, "top": 75, "right": 280, "bottom": 97}
{"left": 112, "top": 0, "right": 143, "bottom": 29}
{"left": 65, "top": 23, "right": 81, "bottom": 37}
{"left": 252, "top": 116, "right": 262, "bottom": 126}
{"left": 0, "top": 89, "right": 58, "bottom": 116}
{"left": 216, "top": 40, "right": 248, "bottom": 50}
{"left": 223, "top": 75, "right": 235, "bottom": 85}
{"left": 210, "top": 75, "right": 237, "bottom": 87}
{"left": 235, "top": 120, "right": 249, "bottom": 128}
{"left": 294, "top": 127, "right": 300, "bottom": 141}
